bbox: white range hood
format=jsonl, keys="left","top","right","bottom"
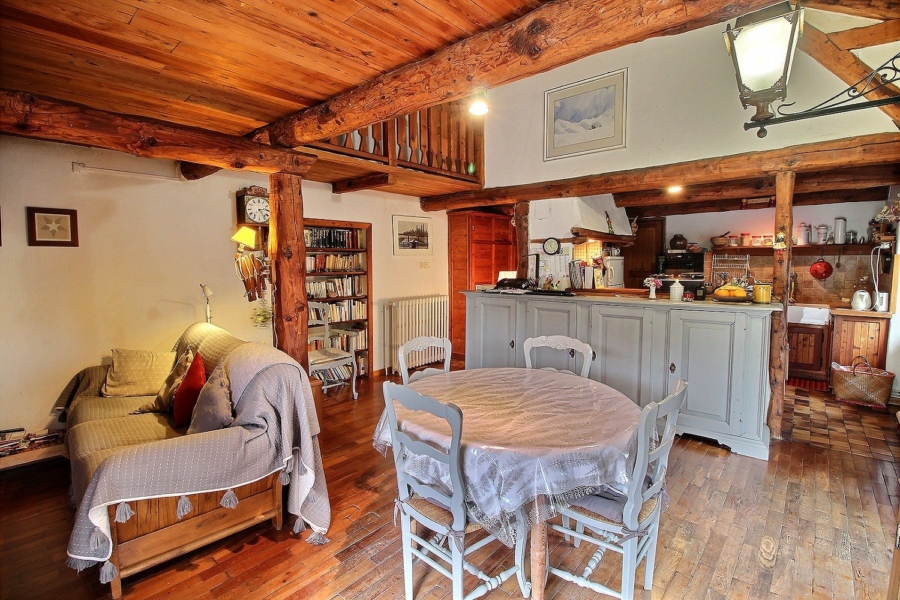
{"left": 529, "top": 194, "right": 632, "bottom": 240}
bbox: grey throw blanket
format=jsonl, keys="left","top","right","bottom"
{"left": 66, "top": 342, "right": 330, "bottom": 577}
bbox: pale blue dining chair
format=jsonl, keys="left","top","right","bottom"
{"left": 398, "top": 336, "right": 452, "bottom": 385}
{"left": 549, "top": 379, "right": 688, "bottom": 599}
{"left": 523, "top": 335, "right": 595, "bottom": 378}
{"left": 383, "top": 382, "right": 529, "bottom": 600}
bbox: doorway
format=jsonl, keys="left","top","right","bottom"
{"left": 620, "top": 217, "right": 665, "bottom": 289}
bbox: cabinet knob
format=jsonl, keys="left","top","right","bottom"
{"left": 669, "top": 362, "right": 676, "bottom": 374}
{"left": 509, "top": 340, "right": 515, "bottom": 349}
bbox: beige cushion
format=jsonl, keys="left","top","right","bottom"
{"left": 101, "top": 349, "right": 176, "bottom": 397}
{"left": 135, "top": 348, "right": 194, "bottom": 413}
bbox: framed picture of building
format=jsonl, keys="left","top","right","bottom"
{"left": 392, "top": 215, "right": 432, "bottom": 255}
{"left": 544, "top": 68, "right": 627, "bottom": 161}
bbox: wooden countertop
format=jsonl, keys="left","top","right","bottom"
{"left": 831, "top": 308, "right": 892, "bottom": 319}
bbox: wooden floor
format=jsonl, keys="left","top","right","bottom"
{"left": 2, "top": 370, "right": 897, "bottom": 600}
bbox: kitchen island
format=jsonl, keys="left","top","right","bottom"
{"left": 463, "top": 291, "right": 782, "bottom": 459}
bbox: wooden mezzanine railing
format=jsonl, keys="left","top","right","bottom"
{"left": 308, "top": 98, "right": 482, "bottom": 183}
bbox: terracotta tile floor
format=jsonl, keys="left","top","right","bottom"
{"left": 783, "top": 385, "right": 900, "bottom": 461}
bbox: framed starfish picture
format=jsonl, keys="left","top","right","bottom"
{"left": 26, "top": 207, "right": 79, "bottom": 247}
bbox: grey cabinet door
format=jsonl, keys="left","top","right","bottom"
{"left": 588, "top": 305, "right": 654, "bottom": 407}
{"left": 523, "top": 300, "right": 579, "bottom": 371}
{"left": 668, "top": 309, "right": 745, "bottom": 436}
{"left": 469, "top": 296, "right": 518, "bottom": 368}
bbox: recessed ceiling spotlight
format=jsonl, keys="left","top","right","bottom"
{"left": 469, "top": 99, "right": 489, "bottom": 116}
{"left": 667, "top": 185, "right": 684, "bottom": 194}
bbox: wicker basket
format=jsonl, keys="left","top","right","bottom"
{"left": 831, "top": 356, "right": 894, "bottom": 408}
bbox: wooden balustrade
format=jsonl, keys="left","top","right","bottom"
{"left": 309, "top": 99, "right": 481, "bottom": 183}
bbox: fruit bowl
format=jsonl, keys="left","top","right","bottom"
{"left": 711, "top": 296, "right": 752, "bottom": 303}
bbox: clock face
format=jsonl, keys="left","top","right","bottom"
{"left": 542, "top": 237, "right": 561, "bottom": 255}
{"left": 245, "top": 196, "right": 270, "bottom": 224}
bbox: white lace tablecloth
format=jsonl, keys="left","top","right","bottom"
{"left": 373, "top": 367, "right": 641, "bottom": 546}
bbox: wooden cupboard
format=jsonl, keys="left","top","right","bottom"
{"left": 448, "top": 211, "right": 516, "bottom": 358}
{"left": 831, "top": 310, "right": 890, "bottom": 369}
{"left": 788, "top": 323, "right": 831, "bottom": 381}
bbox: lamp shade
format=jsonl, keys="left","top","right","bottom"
{"left": 724, "top": 3, "right": 803, "bottom": 121}
{"left": 231, "top": 226, "right": 257, "bottom": 249}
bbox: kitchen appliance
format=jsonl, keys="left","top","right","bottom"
{"left": 664, "top": 251, "right": 705, "bottom": 273}
{"left": 851, "top": 290, "right": 873, "bottom": 311}
{"left": 875, "top": 292, "right": 889, "bottom": 312}
{"left": 602, "top": 256, "right": 625, "bottom": 288}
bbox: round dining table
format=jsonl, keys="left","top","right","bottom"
{"left": 373, "top": 367, "right": 642, "bottom": 600}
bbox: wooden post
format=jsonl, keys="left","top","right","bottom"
{"left": 269, "top": 173, "right": 309, "bottom": 371}
{"left": 768, "top": 170, "right": 795, "bottom": 439}
{"left": 515, "top": 202, "right": 530, "bottom": 278}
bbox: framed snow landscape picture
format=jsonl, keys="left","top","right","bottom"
{"left": 544, "top": 68, "right": 627, "bottom": 161}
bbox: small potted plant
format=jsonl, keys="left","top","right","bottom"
{"left": 643, "top": 277, "right": 662, "bottom": 299}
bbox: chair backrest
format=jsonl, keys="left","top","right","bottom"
{"left": 308, "top": 301, "right": 332, "bottom": 339}
{"left": 382, "top": 381, "right": 466, "bottom": 531}
{"left": 398, "top": 336, "right": 452, "bottom": 385}
{"left": 523, "top": 335, "right": 594, "bottom": 378}
{"left": 622, "top": 379, "right": 688, "bottom": 527}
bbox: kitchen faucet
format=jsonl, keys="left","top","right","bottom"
{"left": 789, "top": 273, "right": 798, "bottom": 304}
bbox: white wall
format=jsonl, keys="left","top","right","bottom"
{"left": 0, "top": 136, "right": 445, "bottom": 433}
{"left": 484, "top": 22, "right": 896, "bottom": 188}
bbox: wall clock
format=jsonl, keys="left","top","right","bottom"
{"left": 236, "top": 187, "right": 270, "bottom": 225}
{"left": 542, "top": 237, "right": 561, "bottom": 255}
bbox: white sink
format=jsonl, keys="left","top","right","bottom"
{"left": 786, "top": 304, "right": 831, "bottom": 325}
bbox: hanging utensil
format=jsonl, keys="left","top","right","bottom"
{"left": 835, "top": 247, "right": 842, "bottom": 269}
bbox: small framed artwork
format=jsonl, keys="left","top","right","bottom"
{"left": 26, "top": 207, "right": 79, "bottom": 247}
{"left": 544, "top": 68, "right": 627, "bottom": 161}
{"left": 392, "top": 215, "right": 432, "bottom": 255}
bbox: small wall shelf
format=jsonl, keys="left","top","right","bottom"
{"left": 710, "top": 243, "right": 881, "bottom": 256}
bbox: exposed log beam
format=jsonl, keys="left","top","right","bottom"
{"left": 799, "top": 0, "right": 900, "bottom": 20}
{"left": 180, "top": 163, "right": 225, "bottom": 181}
{"left": 570, "top": 227, "right": 635, "bottom": 246}
{"left": 0, "top": 91, "right": 316, "bottom": 176}
{"left": 331, "top": 173, "right": 396, "bottom": 194}
{"left": 798, "top": 24, "right": 900, "bottom": 127}
{"left": 626, "top": 187, "right": 890, "bottom": 217}
{"left": 421, "top": 133, "right": 900, "bottom": 211}
{"left": 253, "top": 0, "right": 773, "bottom": 148}
{"left": 768, "top": 171, "right": 795, "bottom": 440}
{"left": 828, "top": 20, "right": 900, "bottom": 50}
{"left": 615, "top": 165, "right": 900, "bottom": 207}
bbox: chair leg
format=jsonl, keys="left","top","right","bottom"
{"left": 643, "top": 517, "right": 660, "bottom": 590}
{"left": 573, "top": 520, "right": 584, "bottom": 548}
{"left": 400, "top": 515, "right": 415, "bottom": 600}
{"left": 621, "top": 538, "right": 638, "bottom": 600}
{"left": 351, "top": 357, "right": 358, "bottom": 400}
{"left": 451, "top": 539, "right": 465, "bottom": 600}
{"left": 561, "top": 514, "right": 570, "bottom": 542}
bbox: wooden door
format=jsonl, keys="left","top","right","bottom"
{"left": 468, "top": 296, "right": 518, "bottom": 368}
{"left": 788, "top": 324, "right": 830, "bottom": 381}
{"left": 523, "top": 300, "right": 578, "bottom": 371}
{"left": 448, "top": 213, "right": 470, "bottom": 357}
{"left": 589, "top": 305, "right": 653, "bottom": 406}
{"left": 668, "top": 310, "right": 745, "bottom": 436}
{"left": 831, "top": 315, "right": 889, "bottom": 369}
{"left": 620, "top": 217, "right": 664, "bottom": 288}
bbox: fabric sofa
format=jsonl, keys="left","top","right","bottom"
{"left": 59, "top": 322, "right": 330, "bottom": 598}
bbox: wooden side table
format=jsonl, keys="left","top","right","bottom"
{"left": 0, "top": 442, "right": 67, "bottom": 471}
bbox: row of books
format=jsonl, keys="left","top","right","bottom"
{"left": 304, "top": 228, "right": 363, "bottom": 249}
{"left": 311, "top": 364, "right": 354, "bottom": 384}
{"left": 309, "top": 300, "right": 367, "bottom": 323}
{"left": 306, "top": 253, "right": 366, "bottom": 273}
{"left": 308, "top": 329, "right": 368, "bottom": 353}
{"left": 306, "top": 276, "right": 366, "bottom": 299}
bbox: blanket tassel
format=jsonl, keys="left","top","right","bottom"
{"left": 66, "top": 557, "right": 97, "bottom": 572}
{"left": 293, "top": 517, "right": 306, "bottom": 534}
{"left": 176, "top": 495, "right": 193, "bottom": 520}
{"left": 279, "top": 469, "right": 291, "bottom": 486}
{"left": 89, "top": 527, "right": 104, "bottom": 550}
{"left": 306, "top": 532, "right": 330, "bottom": 546}
{"left": 115, "top": 502, "right": 135, "bottom": 523}
{"left": 220, "top": 488, "right": 238, "bottom": 510}
{"left": 99, "top": 561, "right": 119, "bottom": 584}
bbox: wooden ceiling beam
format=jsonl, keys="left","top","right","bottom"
{"left": 798, "top": 0, "right": 900, "bottom": 21}
{"left": 332, "top": 173, "right": 396, "bottom": 194}
{"left": 252, "top": 0, "right": 774, "bottom": 148}
{"left": 828, "top": 20, "right": 900, "bottom": 50}
{"left": 798, "top": 24, "right": 900, "bottom": 127}
{"left": 626, "top": 187, "right": 890, "bottom": 217}
{"left": 420, "top": 133, "right": 900, "bottom": 211}
{"left": 614, "top": 165, "right": 900, "bottom": 207}
{"left": 0, "top": 90, "right": 317, "bottom": 176}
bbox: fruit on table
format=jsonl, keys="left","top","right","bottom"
{"left": 714, "top": 285, "right": 748, "bottom": 298}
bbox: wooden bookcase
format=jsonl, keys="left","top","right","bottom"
{"left": 304, "top": 218, "right": 373, "bottom": 379}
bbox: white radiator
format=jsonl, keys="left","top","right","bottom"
{"left": 384, "top": 295, "right": 449, "bottom": 375}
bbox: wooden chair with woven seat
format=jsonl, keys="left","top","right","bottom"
{"left": 523, "top": 335, "right": 595, "bottom": 378}
{"left": 549, "top": 379, "right": 688, "bottom": 599}
{"left": 398, "top": 336, "right": 452, "bottom": 385}
{"left": 383, "top": 382, "right": 529, "bottom": 600}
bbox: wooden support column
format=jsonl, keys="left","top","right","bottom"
{"left": 768, "top": 171, "right": 795, "bottom": 439}
{"left": 269, "top": 173, "right": 309, "bottom": 370}
{"left": 514, "top": 202, "right": 530, "bottom": 278}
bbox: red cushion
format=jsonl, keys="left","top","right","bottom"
{"left": 173, "top": 352, "right": 207, "bottom": 428}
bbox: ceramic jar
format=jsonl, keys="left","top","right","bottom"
{"left": 669, "top": 279, "right": 684, "bottom": 302}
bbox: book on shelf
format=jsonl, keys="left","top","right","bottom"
{"left": 304, "top": 228, "right": 361, "bottom": 249}
{"left": 305, "top": 275, "right": 366, "bottom": 298}
{"left": 311, "top": 364, "right": 354, "bottom": 384}
{"left": 305, "top": 253, "right": 365, "bottom": 273}
{"left": 309, "top": 300, "right": 367, "bottom": 323}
